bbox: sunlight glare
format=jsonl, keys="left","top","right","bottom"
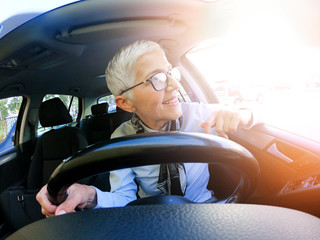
{"left": 187, "top": 5, "right": 320, "bottom": 143}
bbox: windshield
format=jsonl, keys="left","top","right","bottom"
{"left": 0, "top": 0, "right": 80, "bottom": 39}
{"left": 187, "top": 9, "right": 320, "bottom": 144}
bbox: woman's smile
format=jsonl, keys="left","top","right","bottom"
{"left": 163, "top": 97, "right": 179, "bottom": 105}
{"left": 131, "top": 48, "right": 182, "bottom": 130}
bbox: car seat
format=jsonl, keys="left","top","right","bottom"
{"left": 109, "top": 106, "right": 133, "bottom": 132}
{"left": 85, "top": 103, "right": 112, "bottom": 145}
{"left": 27, "top": 98, "right": 88, "bottom": 189}
{"left": 0, "top": 98, "right": 88, "bottom": 232}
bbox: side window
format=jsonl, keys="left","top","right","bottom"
{"left": 0, "top": 96, "right": 23, "bottom": 151}
{"left": 186, "top": 40, "right": 320, "bottom": 143}
{"left": 98, "top": 95, "right": 116, "bottom": 113}
{"left": 37, "top": 94, "right": 79, "bottom": 135}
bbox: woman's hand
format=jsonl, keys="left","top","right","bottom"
{"left": 36, "top": 183, "right": 97, "bottom": 218}
{"left": 201, "top": 108, "right": 252, "bottom": 138}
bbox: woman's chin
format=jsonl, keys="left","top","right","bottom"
{"left": 169, "top": 108, "right": 182, "bottom": 121}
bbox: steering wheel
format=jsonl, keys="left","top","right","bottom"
{"left": 46, "top": 132, "right": 259, "bottom": 205}
{"left": 9, "top": 132, "right": 320, "bottom": 240}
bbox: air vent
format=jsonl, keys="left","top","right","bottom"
{"left": 0, "top": 44, "right": 70, "bottom": 70}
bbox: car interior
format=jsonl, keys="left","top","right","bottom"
{"left": 0, "top": 0, "right": 320, "bottom": 239}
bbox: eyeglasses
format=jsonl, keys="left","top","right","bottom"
{"left": 120, "top": 67, "right": 181, "bottom": 95}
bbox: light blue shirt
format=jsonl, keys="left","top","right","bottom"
{"left": 94, "top": 102, "right": 250, "bottom": 208}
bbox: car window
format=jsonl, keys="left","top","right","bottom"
{"left": 0, "top": 96, "right": 23, "bottom": 152}
{"left": 98, "top": 95, "right": 116, "bottom": 113}
{"left": 37, "top": 94, "right": 79, "bottom": 135}
{"left": 186, "top": 39, "right": 320, "bottom": 143}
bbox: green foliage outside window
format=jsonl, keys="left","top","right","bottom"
{"left": 0, "top": 96, "right": 22, "bottom": 142}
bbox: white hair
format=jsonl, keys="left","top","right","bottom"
{"left": 105, "top": 40, "right": 165, "bottom": 99}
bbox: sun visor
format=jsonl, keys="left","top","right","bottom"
{"left": 55, "top": 19, "right": 187, "bottom": 44}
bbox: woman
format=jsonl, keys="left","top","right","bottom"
{"left": 37, "top": 40, "right": 254, "bottom": 217}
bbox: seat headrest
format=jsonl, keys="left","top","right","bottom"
{"left": 91, "top": 103, "right": 109, "bottom": 116}
{"left": 39, "top": 98, "right": 73, "bottom": 127}
{"left": 116, "top": 106, "right": 126, "bottom": 113}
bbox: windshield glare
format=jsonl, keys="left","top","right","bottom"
{"left": 187, "top": 12, "right": 320, "bottom": 144}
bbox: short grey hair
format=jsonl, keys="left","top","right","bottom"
{"left": 105, "top": 40, "right": 165, "bottom": 99}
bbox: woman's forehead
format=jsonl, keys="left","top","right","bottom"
{"left": 134, "top": 49, "right": 171, "bottom": 80}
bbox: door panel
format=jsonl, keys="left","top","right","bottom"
{"left": 0, "top": 96, "right": 25, "bottom": 193}
{"left": 231, "top": 123, "right": 320, "bottom": 217}
{"left": 0, "top": 146, "right": 24, "bottom": 193}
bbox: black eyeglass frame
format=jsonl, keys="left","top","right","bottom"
{"left": 120, "top": 67, "right": 180, "bottom": 95}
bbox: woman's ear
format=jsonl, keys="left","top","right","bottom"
{"left": 115, "top": 95, "right": 136, "bottom": 112}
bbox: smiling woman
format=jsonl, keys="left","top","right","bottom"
{"left": 36, "top": 39, "right": 255, "bottom": 216}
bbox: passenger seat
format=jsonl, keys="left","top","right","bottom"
{"left": 85, "top": 103, "right": 112, "bottom": 145}
{"left": 84, "top": 104, "right": 132, "bottom": 145}
{"left": 109, "top": 106, "right": 133, "bottom": 132}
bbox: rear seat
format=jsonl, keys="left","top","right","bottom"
{"left": 84, "top": 103, "right": 132, "bottom": 145}
{"left": 109, "top": 106, "right": 133, "bottom": 132}
{"left": 85, "top": 103, "right": 112, "bottom": 145}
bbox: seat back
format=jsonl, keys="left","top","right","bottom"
{"left": 85, "top": 103, "right": 112, "bottom": 145}
{"left": 109, "top": 106, "right": 133, "bottom": 132}
{"left": 27, "top": 98, "right": 88, "bottom": 189}
{"left": 0, "top": 98, "right": 88, "bottom": 232}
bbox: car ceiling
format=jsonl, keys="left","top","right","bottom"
{"left": 0, "top": 0, "right": 319, "bottom": 99}
{"left": 0, "top": 0, "right": 222, "bottom": 99}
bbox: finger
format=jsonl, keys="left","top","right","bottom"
{"left": 239, "top": 109, "right": 253, "bottom": 126}
{"left": 215, "top": 112, "right": 228, "bottom": 138}
{"left": 220, "top": 132, "right": 229, "bottom": 139}
{"left": 201, "top": 113, "right": 216, "bottom": 134}
{"left": 36, "top": 184, "right": 57, "bottom": 216}
{"left": 43, "top": 208, "right": 55, "bottom": 218}
{"left": 229, "top": 112, "right": 241, "bottom": 134}
{"left": 54, "top": 183, "right": 90, "bottom": 215}
{"left": 223, "top": 112, "right": 232, "bottom": 134}
{"left": 54, "top": 192, "right": 80, "bottom": 215}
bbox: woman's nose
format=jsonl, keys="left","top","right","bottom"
{"left": 166, "top": 74, "right": 181, "bottom": 92}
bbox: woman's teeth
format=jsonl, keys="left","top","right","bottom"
{"left": 164, "top": 99, "right": 176, "bottom": 104}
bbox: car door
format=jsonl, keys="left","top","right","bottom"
{"left": 0, "top": 96, "right": 29, "bottom": 234}
{"left": 182, "top": 36, "right": 320, "bottom": 217}
{"left": 0, "top": 96, "right": 27, "bottom": 192}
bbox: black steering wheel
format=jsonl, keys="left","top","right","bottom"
{"left": 9, "top": 132, "right": 320, "bottom": 240}
{"left": 46, "top": 132, "right": 259, "bottom": 205}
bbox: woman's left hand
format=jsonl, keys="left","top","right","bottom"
{"left": 200, "top": 108, "right": 252, "bottom": 138}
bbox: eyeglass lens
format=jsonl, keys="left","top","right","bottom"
{"left": 151, "top": 67, "right": 181, "bottom": 91}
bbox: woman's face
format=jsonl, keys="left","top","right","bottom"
{"left": 131, "top": 48, "right": 182, "bottom": 130}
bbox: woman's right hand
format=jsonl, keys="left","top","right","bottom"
{"left": 36, "top": 183, "right": 97, "bottom": 218}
